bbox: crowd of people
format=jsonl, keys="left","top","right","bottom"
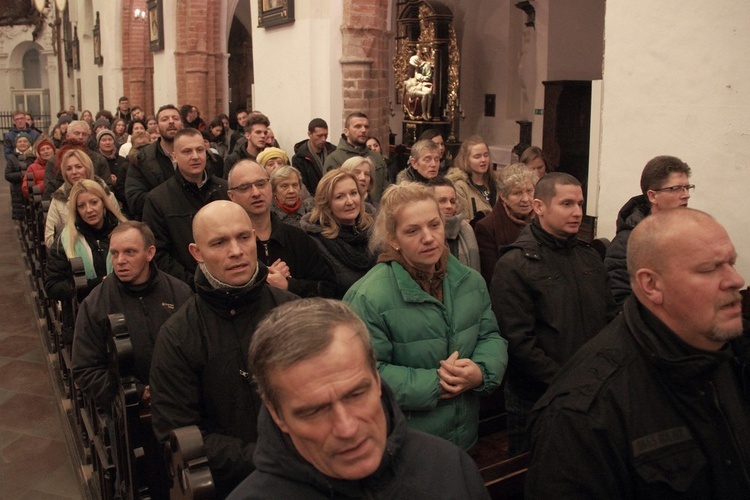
{"left": 4, "top": 99, "right": 749, "bottom": 498}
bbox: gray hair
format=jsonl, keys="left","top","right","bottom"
{"left": 499, "top": 163, "right": 538, "bottom": 198}
{"left": 248, "top": 298, "right": 377, "bottom": 411}
{"left": 410, "top": 138, "right": 439, "bottom": 160}
{"left": 270, "top": 165, "right": 302, "bottom": 191}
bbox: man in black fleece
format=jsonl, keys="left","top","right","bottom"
{"left": 228, "top": 298, "right": 489, "bottom": 499}
{"left": 150, "top": 201, "right": 298, "bottom": 498}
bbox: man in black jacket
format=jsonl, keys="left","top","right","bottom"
{"left": 125, "top": 104, "right": 184, "bottom": 219}
{"left": 142, "top": 128, "right": 228, "bottom": 287}
{"left": 527, "top": 209, "right": 750, "bottom": 499}
{"left": 604, "top": 155, "right": 693, "bottom": 306}
{"left": 72, "top": 221, "right": 192, "bottom": 407}
{"left": 291, "top": 118, "right": 335, "bottom": 195}
{"left": 227, "top": 298, "right": 489, "bottom": 499}
{"left": 227, "top": 159, "right": 336, "bottom": 297}
{"left": 490, "top": 172, "right": 615, "bottom": 455}
{"left": 150, "top": 200, "right": 297, "bottom": 498}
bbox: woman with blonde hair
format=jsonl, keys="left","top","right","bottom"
{"left": 269, "top": 165, "right": 312, "bottom": 227}
{"left": 44, "top": 148, "right": 119, "bottom": 247}
{"left": 44, "top": 179, "right": 127, "bottom": 302}
{"left": 446, "top": 135, "right": 498, "bottom": 222}
{"left": 300, "top": 169, "right": 374, "bottom": 298}
{"left": 344, "top": 182, "right": 506, "bottom": 450}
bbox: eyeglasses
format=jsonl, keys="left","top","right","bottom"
{"left": 228, "top": 179, "right": 269, "bottom": 193}
{"left": 651, "top": 184, "right": 695, "bottom": 194}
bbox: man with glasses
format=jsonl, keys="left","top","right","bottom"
{"left": 227, "top": 160, "right": 336, "bottom": 297}
{"left": 4, "top": 110, "right": 40, "bottom": 161}
{"left": 605, "top": 155, "right": 693, "bottom": 306}
{"left": 142, "top": 128, "right": 228, "bottom": 288}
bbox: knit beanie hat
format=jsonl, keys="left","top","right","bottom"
{"left": 33, "top": 135, "right": 55, "bottom": 156}
{"left": 96, "top": 129, "right": 115, "bottom": 145}
{"left": 57, "top": 115, "right": 73, "bottom": 126}
{"left": 256, "top": 147, "right": 289, "bottom": 168}
{"left": 93, "top": 118, "right": 111, "bottom": 131}
{"left": 16, "top": 132, "right": 31, "bottom": 143}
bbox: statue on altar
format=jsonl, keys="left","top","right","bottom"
{"left": 403, "top": 45, "right": 435, "bottom": 121}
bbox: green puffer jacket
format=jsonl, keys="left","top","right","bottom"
{"left": 344, "top": 255, "right": 507, "bottom": 450}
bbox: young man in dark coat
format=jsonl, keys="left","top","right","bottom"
{"left": 291, "top": 118, "right": 336, "bottom": 195}
{"left": 124, "top": 104, "right": 184, "bottom": 219}
{"left": 491, "top": 172, "right": 615, "bottom": 455}
{"left": 141, "top": 128, "right": 228, "bottom": 288}
{"left": 150, "top": 200, "right": 298, "bottom": 498}
{"left": 527, "top": 209, "right": 750, "bottom": 499}
{"left": 227, "top": 298, "right": 489, "bottom": 499}
{"left": 604, "top": 155, "right": 692, "bottom": 306}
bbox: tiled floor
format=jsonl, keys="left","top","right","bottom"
{"left": 0, "top": 170, "right": 84, "bottom": 499}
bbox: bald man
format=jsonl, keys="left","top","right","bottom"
{"left": 526, "top": 208, "right": 750, "bottom": 498}
{"left": 149, "top": 200, "right": 298, "bottom": 497}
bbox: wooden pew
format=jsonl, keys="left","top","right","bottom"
{"left": 168, "top": 426, "right": 215, "bottom": 499}
{"left": 480, "top": 452, "right": 529, "bottom": 499}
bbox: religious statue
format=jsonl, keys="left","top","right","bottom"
{"left": 403, "top": 45, "right": 435, "bottom": 121}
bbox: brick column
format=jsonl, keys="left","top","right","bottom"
{"left": 341, "top": 0, "right": 390, "bottom": 145}
{"left": 121, "top": 0, "right": 154, "bottom": 114}
{"left": 174, "top": 0, "right": 226, "bottom": 119}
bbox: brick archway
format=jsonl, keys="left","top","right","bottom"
{"left": 175, "top": 0, "right": 226, "bottom": 119}
{"left": 121, "top": 0, "right": 154, "bottom": 114}
{"left": 341, "top": 0, "right": 390, "bottom": 145}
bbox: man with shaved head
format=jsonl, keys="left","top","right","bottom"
{"left": 526, "top": 208, "right": 750, "bottom": 498}
{"left": 149, "top": 200, "right": 298, "bottom": 497}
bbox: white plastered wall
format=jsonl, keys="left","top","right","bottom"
{"left": 596, "top": 0, "right": 750, "bottom": 279}
{"left": 249, "top": 1, "right": 344, "bottom": 150}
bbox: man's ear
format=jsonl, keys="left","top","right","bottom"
{"left": 263, "top": 397, "right": 289, "bottom": 434}
{"left": 634, "top": 268, "right": 664, "bottom": 305}
{"left": 409, "top": 156, "right": 416, "bottom": 168}
{"left": 188, "top": 242, "right": 203, "bottom": 263}
{"left": 532, "top": 198, "right": 544, "bottom": 216}
{"left": 145, "top": 245, "right": 157, "bottom": 262}
{"left": 171, "top": 150, "right": 177, "bottom": 162}
{"left": 646, "top": 189, "right": 658, "bottom": 206}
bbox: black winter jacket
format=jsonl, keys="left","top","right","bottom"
{"left": 527, "top": 297, "right": 750, "bottom": 499}
{"left": 604, "top": 194, "right": 651, "bottom": 306}
{"left": 141, "top": 170, "right": 228, "bottom": 287}
{"left": 223, "top": 143, "right": 255, "bottom": 179}
{"left": 291, "top": 138, "right": 336, "bottom": 195}
{"left": 256, "top": 214, "right": 337, "bottom": 297}
{"left": 124, "top": 140, "right": 176, "bottom": 219}
{"left": 227, "top": 383, "right": 490, "bottom": 500}
{"left": 71, "top": 263, "right": 192, "bottom": 406}
{"left": 490, "top": 220, "right": 615, "bottom": 402}
{"left": 5, "top": 150, "right": 35, "bottom": 220}
{"left": 150, "top": 264, "right": 297, "bottom": 498}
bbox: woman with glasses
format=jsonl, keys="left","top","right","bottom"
{"left": 604, "top": 155, "right": 693, "bottom": 306}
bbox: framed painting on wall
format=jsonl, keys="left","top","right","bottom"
{"left": 148, "top": 0, "right": 164, "bottom": 51}
{"left": 258, "top": 0, "right": 294, "bottom": 28}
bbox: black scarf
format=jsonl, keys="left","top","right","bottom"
{"left": 317, "top": 224, "right": 374, "bottom": 271}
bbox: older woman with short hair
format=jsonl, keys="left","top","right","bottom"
{"left": 474, "top": 163, "right": 537, "bottom": 285}
{"left": 344, "top": 182, "right": 506, "bottom": 451}
{"left": 270, "top": 165, "right": 312, "bottom": 227}
{"left": 44, "top": 148, "right": 119, "bottom": 247}
{"left": 300, "top": 169, "right": 375, "bottom": 298}
{"left": 340, "top": 155, "right": 377, "bottom": 207}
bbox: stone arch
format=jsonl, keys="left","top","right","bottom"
{"left": 8, "top": 40, "right": 47, "bottom": 89}
{"left": 175, "top": 0, "right": 227, "bottom": 119}
{"left": 121, "top": 0, "right": 154, "bottom": 114}
{"left": 340, "top": 0, "right": 391, "bottom": 144}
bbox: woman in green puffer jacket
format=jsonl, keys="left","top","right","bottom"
{"left": 344, "top": 182, "right": 507, "bottom": 451}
